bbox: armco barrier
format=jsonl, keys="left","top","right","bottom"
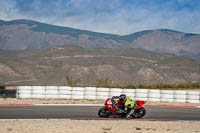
{"left": 135, "top": 89, "right": 148, "bottom": 100}
{"left": 174, "top": 90, "right": 187, "bottom": 103}
{"left": 32, "top": 94, "right": 45, "bottom": 99}
{"left": 85, "top": 95, "right": 96, "bottom": 99}
{"left": 85, "top": 91, "right": 96, "bottom": 96}
{"left": 16, "top": 86, "right": 200, "bottom": 103}
{"left": 59, "top": 86, "right": 72, "bottom": 90}
{"left": 58, "top": 95, "right": 71, "bottom": 99}
{"left": 85, "top": 87, "right": 96, "bottom": 91}
{"left": 148, "top": 98, "right": 161, "bottom": 102}
{"left": 110, "top": 88, "right": 123, "bottom": 93}
{"left": 160, "top": 90, "right": 174, "bottom": 102}
{"left": 147, "top": 89, "right": 161, "bottom": 102}
{"left": 122, "top": 89, "right": 135, "bottom": 99}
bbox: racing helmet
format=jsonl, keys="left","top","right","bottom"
{"left": 119, "top": 94, "right": 126, "bottom": 102}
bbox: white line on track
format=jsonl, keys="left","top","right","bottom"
{"left": 34, "top": 104, "right": 103, "bottom": 106}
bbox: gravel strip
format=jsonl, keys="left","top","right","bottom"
{"left": 0, "top": 120, "right": 200, "bottom": 133}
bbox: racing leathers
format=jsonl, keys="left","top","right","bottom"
{"left": 111, "top": 96, "right": 136, "bottom": 119}
{"left": 111, "top": 96, "right": 124, "bottom": 113}
{"left": 124, "top": 97, "right": 137, "bottom": 119}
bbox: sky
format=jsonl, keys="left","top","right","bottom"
{"left": 0, "top": 0, "right": 200, "bottom": 35}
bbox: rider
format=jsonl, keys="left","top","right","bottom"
{"left": 111, "top": 94, "right": 137, "bottom": 119}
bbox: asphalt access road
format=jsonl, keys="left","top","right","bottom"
{"left": 0, "top": 105, "right": 200, "bottom": 121}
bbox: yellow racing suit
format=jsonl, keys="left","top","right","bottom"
{"left": 124, "top": 97, "right": 136, "bottom": 119}
{"left": 125, "top": 97, "right": 135, "bottom": 109}
{"left": 111, "top": 96, "right": 136, "bottom": 118}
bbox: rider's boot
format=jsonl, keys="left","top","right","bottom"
{"left": 126, "top": 109, "right": 135, "bottom": 119}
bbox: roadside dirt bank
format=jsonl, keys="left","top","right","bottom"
{"left": 0, "top": 119, "right": 199, "bottom": 133}
{"left": 0, "top": 98, "right": 199, "bottom": 106}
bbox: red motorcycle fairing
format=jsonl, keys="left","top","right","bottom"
{"left": 104, "top": 98, "right": 118, "bottom": 114}
{"left": 136, "top": 100, "right": 147, "bottom": 109}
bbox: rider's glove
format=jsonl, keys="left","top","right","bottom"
{"left": 119, "top": 110, "right": 125, "bottom": 113}
{"left": 112, "top": 103, "right": 116, "bottom": 108}
{"left": 116, "top": 109, "right": 124, "bottom": 114}
{"left": 112, "top": 100, "right": 116, "bottom": 108}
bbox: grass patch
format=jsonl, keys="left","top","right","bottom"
{"left": 65, "top": 76, "right": 200, "bottom": 90}
{"left": 104, "top": 82, "right": 200, "bottom": 90}
{"left": 94, "top": 78, "right": 200, "bottom": 89}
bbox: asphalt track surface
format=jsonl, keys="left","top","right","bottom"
{"left": 0, "top": 105, "right": 200, "bottom": 121}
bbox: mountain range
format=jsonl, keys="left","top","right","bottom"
{"left": 0, "top": 19, "right": 200, "bottom": 61}
{"left": 0, "top": 19, "right": 200, "bottom": 86}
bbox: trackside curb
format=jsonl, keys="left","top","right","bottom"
{"left": 0, "top": 104, "right": 33, "bottom": 106}
{"left": 0, "top": 104, "right": 199, "bottom": 108}
{"left": 144, "top": 105, "right": 198, "bottom": 108}
{"left": 34, "top": 104, "right": 200, "bottom": 108}
{"left": 34, "top": 104, "right": 103, "bottom": 106}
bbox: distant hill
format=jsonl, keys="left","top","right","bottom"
{"left": 0, "top": 45, "right": 200, "bottom": 86}
{"left": 0, "top": 19, "right": 200, "bottom": 61}
{"left": 127, "top": 29, "right": 200, "bottom": 61}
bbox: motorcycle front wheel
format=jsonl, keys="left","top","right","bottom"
{"left": 98, "top": 107, "right": 110, "bottom": 118}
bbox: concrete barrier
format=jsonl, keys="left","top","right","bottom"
{"left": 16, "top": 86, "right": 200, "bottom": 103}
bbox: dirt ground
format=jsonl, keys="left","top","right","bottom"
{"left": 0, "top": 119, "right": 200, "bottom": 133}
{"left": 0, "top": 98, "right": 200, "bottom": 106}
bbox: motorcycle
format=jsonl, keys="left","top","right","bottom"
{"left": 98, "top": 97, "right": 146, "bottom": 119}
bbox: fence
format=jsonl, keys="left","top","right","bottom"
{"left": 16, "top": 86, "right": 200, "bottom": 103}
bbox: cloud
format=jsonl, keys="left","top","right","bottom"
{"left": 0, "top": 1, "right": 21, "bottom": 20}
{"left": 0, "top": 0, "right": 200, "bottom": 35}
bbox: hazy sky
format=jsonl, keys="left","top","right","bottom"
{"left": 1, "top": 0, "right": 200, "bottom": 35}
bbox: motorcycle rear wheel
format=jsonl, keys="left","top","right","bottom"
{"left": 134, "top": 107, "right": 146, "bottom": 118}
